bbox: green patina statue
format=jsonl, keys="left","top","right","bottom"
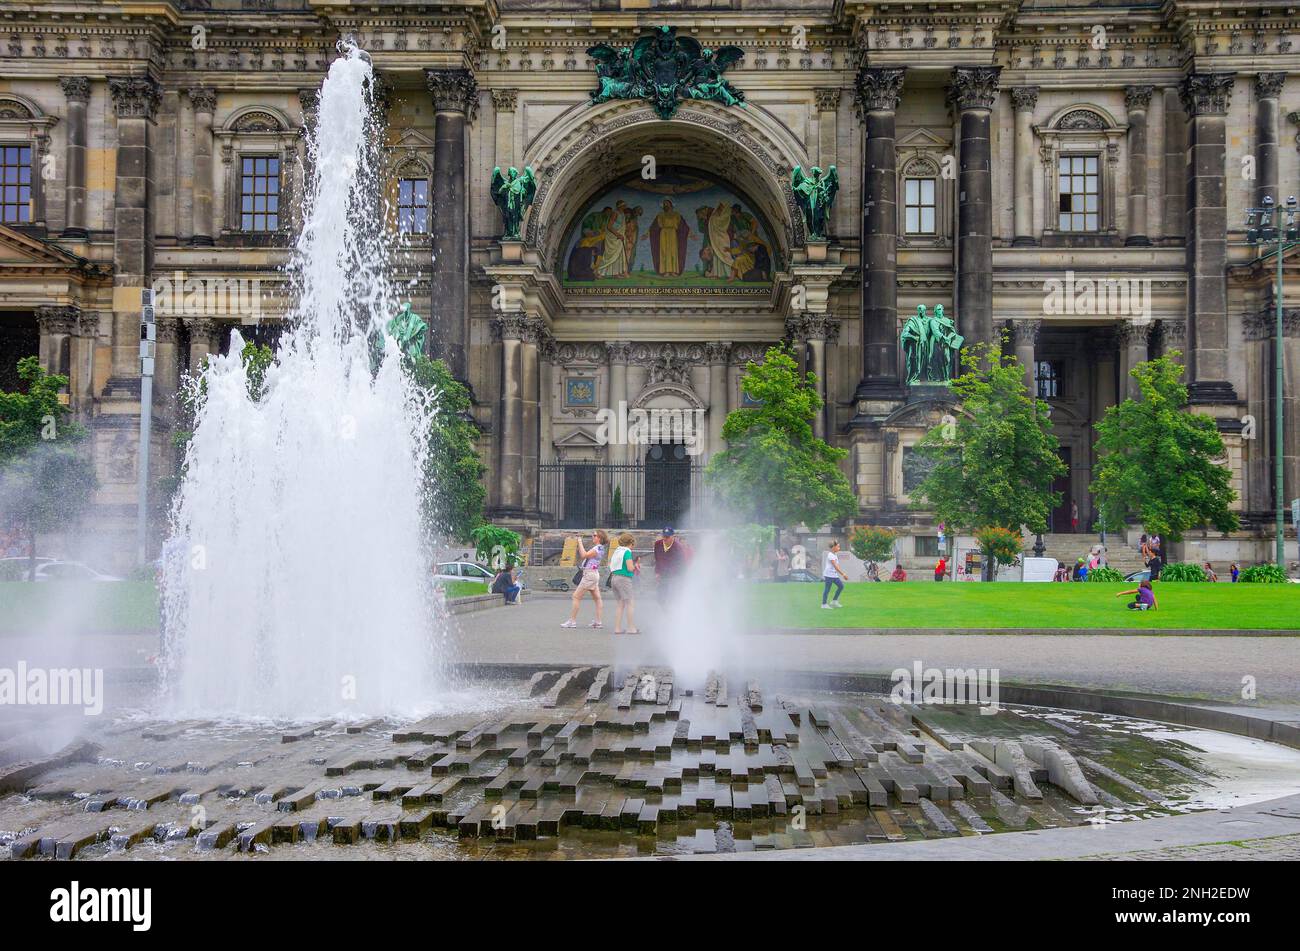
{"left": 588, "top": 25, "right": 746, "bottom": 121}
{"left": 901, "top": 304, "right": 965, "bottom": 385}
{"left": 490, "top": 165, "right": 537, "bottom": 240}
{"left": 386, "top": 302, "right": 428, "bottom": 361}
{"left": 791, "top": 165, "right": 839, "bottom": 239}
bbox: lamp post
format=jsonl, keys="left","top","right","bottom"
{"left": 1245, "top": 194, "right": 1298, "bottom": 569}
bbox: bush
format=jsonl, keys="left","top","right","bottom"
{"left": 1240, "top": 563, "right": 1289, "bottom": 583}
{"left": 849, "top": 526, "right": 896, "bottom": 564}
{"left": 1160, "top": 562, "right": 1208, "bottom": 582}
{"left": 1086, "top": 566, "right": 1125, "bottom": 583}
{"left": 470, "top": 524, "right": 521, "bottom": 569}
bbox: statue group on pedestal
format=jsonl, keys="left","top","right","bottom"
{"left": 901, "top": 304, "right": 964, "bottom": 385}
{"left": 791, "top": 165, "right": 839, "bottom": 240}
{"left": 587, "top": 25, "right": 746, "bottom": 121}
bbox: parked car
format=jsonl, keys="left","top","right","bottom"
{"left": 1124, "top": 569, "right": 1151, "bottom": 583}
{"left": 32, "top": 561, "right": 122, "bottom": 582}
{"left": 781, "top": 568, "right": 821, "bottom": 583}
{"left": 434, "top": 561, "right": 494, "bottom": 583}
{"left": 0, "top": 556, "right": 55, "bottom": 581}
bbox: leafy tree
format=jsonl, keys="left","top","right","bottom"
{"left": 973, "top": 526, "right": 1023, "bottom": 577}
{"left": 1091, "top": 355, "right": 1238, "bottom": 542}
{"left": 706, "top": 344, "right": 857, "bottom": 534}
{"left": 849, "top": 526, "right": 896, "bottom": 564}
{"left": 471, "top": 524, "right": 521, "bottom": 568}
{"left": 406, "top": 353, "right": 486, "bottom": 542}
{"left": 0, "top": 357, "right": 98, "bottom": 580}
{"left": 911, "top": 344, "right": 1066, "bottom": 579}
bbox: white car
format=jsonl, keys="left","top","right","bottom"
{"left": 434, "top": 561, "right": 494, "bottom": 583}
{"left": 32, "top": 560, "right": 123, "bottom": 583}
{"left": 0, "top": 556, "right": 55, "bottom": 581}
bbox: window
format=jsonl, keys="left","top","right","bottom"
{"left": 904, "top": 177, "right": 936, "bottom": 235}
{"left": 397, "top": 177, "right": 429, "bottom": 234}
{"left": 240, "top": 155, "right": 280, "bottom": 231}
{"left": 1035, "top": 360, "right": 1062, "bottom": 399}
{"left": 1, "top": 145, "right": 32, "bottom": 224}
{"left": 1057, "top": 155, "right": 1099, "bottom": 232}
{"left": 915, "top": 535, "right": 940, "bottom": 558}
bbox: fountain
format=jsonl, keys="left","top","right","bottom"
{"left": 158, "top": 45, "right": 445, "bottom": 720}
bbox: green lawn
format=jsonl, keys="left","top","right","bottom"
{"left": 440, "top": 580, "right": 489, "bottom": 600}
{"left": 746, "top": 581, "right": 1300, "bottom": 631}
{"left": 0, "top": 581, "right": 159, "bottom": 634}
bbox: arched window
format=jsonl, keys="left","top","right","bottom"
{"left": 392, "top": 157, "right": 432, "bottom": 236}
{"left": 896, "top": 148, "right": 949, "bottom": 246}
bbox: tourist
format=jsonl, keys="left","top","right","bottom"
{"left": 776, "top": 546, "right": 790, "bottom": 578}
{"left": 821, "top": 539, "right": 848, "bottom": 608}
{"left": 934, "top": 555, "right": 947, "bottom": 582}
{"left": 1116, "top": 580, "right": 1158, "bottom": 611}
{"left": 562, "top": 529, "right": 607, "bottom": 629}
{"left": 653, "top": 526, "right": 689, "bottom": 602}
{"left": 1230, "top": 563, "right": 1240, "bottom": 583}
{"left": 1204, "top": 562, "right": 1218, "bottom": 582}
{"left": 890, "top": 564, "right": 907, "bottom": 582}
{"left": 1073, "top": 557, "right": 1086, "bottom": 581}
{"left": 492, "top": 561, "right": 522, "bottom": 604}
{"left": 1147, "top": 551, "right": 1164, "bottom": 582}
{"left": 1071, "top": 499, "right": 1079, "bottom": 533}
{"left": 608, "top": 532, "right": 639, "bottom": 635}
{"left": 1053, "top": 563, "right": 1069, "bottom": 582}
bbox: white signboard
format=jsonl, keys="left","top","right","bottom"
{"left": 1022, "top": 557, "right": 1059, "bottom": 583}
{"left": 1292, "top": 498, "right": 1299, "bottom": 527}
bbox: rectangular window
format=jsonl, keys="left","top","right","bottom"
{"left": 1035, "top": 360, "right": 1062, "bottom": 399}
{"left": 915, "top": 535, "right": 940, "bottom": 558}
{"left": 1057, "top": 155, "right": 1099, "bottom": 232}
{"left": 240, "top": 155, "right": 280, "bottom": 232}
{"left": 903, "top": 177, "right": 936, "bottom": 235}
{"left": 0, "top": 145, "right": 33, "bottom": 224}
{"left": 397, "top": 177, "right": 429, "bottom": 234}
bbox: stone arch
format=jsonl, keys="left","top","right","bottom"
{"left": 632, "top": 380, "right": 705, "bottom": 411}
{"left": 221, "top": 105, "right": 292, "bottom": 134}
{"left": 0, "top": 94, "right": 42, "bottom": 120}
{"left": 1046, "top": 103, "right": 1120, "bottom": 131}
{"left": 522, "top": 98, "right": 808, "bottom": 265}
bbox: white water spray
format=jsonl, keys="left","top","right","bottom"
{"left": 160, "top": 46, "right": 447, "bottom": 719}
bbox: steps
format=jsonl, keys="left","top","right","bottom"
{"left": 1031, "top": 534, "right": 1147, "bottom": 575}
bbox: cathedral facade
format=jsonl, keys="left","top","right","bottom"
{"left": 0, "top": 0, "right": 1297, "bottom": 564}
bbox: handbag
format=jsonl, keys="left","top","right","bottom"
{"left": 571, "top": 567, "right": 583, "bottom": 586}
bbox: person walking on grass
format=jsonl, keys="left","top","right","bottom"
{"left": 821, "top": 539, "right": 848, "bottom": 609}
{"left": 609, "top": 532, "right": 640, "bottom": 635}
{"left": 562, "top": 529, "right": 607, "bottom": 629}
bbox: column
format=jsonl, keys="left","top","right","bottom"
{"left": 785, "top": 313, "right": 808, "bottom": 374}
{"left": 520, "top": 317, "right": 543, "bottom": 516}
{"left": 1180, "top": 73, "right": 1236, "bottom": 402}
{"left": 154, "top": 315, "right": 181, "bottom": 408}
{"left": 706, "top": 341, "right": 730, "bottom": 459}
{"left": 1010, "top": 87, "right": 1038, "bottom": 247}
{"left": 854, "top": 67, "right": 906, "bottom": 399}
{"left": 426, "top": 68, "right": 477, "bottom": 380}
{"left": 184, "top": 317, "right": 219, "bottom": 374}
{"left": 491, "top": 88, "right": 517, "bottom": 169}
{"left": 952, "top": 66, "right": 1001, "bottom": 351}
{"left": 59, "top": 78, "right": 90, "bottom": 238}
{"left": 1116, "top": 320, "right": 1151, "bottom": 401}
{"left": 1283, "top": 314, "right": 1300, "bottom": 504}
{"left": 70, "top": 311, "right": 98, "bottom": 417}
{"left": 35, "top": 305, "right": 78, "bottom": 377}
{"left": 1255, "top": 73, "right": 1285, "bottom": 209}
{"left": 177, "top": 89, "right": 195, "bottom": 243}
{"left": 495, "top": 313, "right": 526, "bottom": 516}
{"left": 1158, "top": 317, "right": 1187, "bottom": 362}
{"left": 107, "top": 77, "right": 161, "bottom": 387}
{"left": 1162, "top": 87, "right": 1186, "bottom": 240}
{"left": 1011, "top": 319, "right": 1040, "bottom": 394}
{"left": 1124, "top": 86, "right": 1154, "bottom": 246}
{"left": 607, "top": 341, "right": 631, "bottom": 465}
{"left": 188, "top": 88, "right": 215, "bottom": 246}
{"left": 814, "top": 89, "right": 840, "bottom": 230}
{"left": 806, "top": 315, "right": 837, "bottom": 439}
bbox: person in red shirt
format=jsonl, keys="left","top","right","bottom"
{"left": 934, "top": 556, "right": 947, "bottom": 582}
{"left": 653, "top": 526, "right": 690, "bottom": 602}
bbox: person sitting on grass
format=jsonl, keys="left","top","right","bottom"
{"left": 1116, "top": 580, "right": 1158, "bottom": 611}
{"left": 890, "top": 564, "right": 907, "bottom": 582}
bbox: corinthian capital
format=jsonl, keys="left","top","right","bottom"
{"left": 1010, "top": 87, "right": 1039, "bottom": 113}
{"left": 188, "top": 87, "right": 217, "bottom": 114}
{"left": 1256, "top": 72, "right": 1286, "bottom": 100}
{"left": 1124, "top": 85, "right": 1154, "bottom": 113}
{"left": 854, "top": 67, "right": 906, "bottom": 114}
{"left": 108, "top": 76, "right": 162, "bottom": 120}
{"left": 950, "top": 66, "right": 1001, "bottom": 111}
{"left": 60, "top": 77, "right": 91, "bottom": 103}
{"left": 1179, "top": 73, "right": 1234, "bottom": 118}
{"left": 426, "top": 68, "right": 479, "bottom": 119}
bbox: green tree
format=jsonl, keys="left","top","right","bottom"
{"left": 0, "top": 357, "right": 98, "bottom": 580}
{"left": 471, "top": 524, "right": 521, "bottom": 568}
{"left": 849, "top": 526, "right": 896, "bottom": 564}
{"left": 911, "top": 344, "right": 1065, "bottom": 580}
{"left": 407, "top": 353, "right": 486, "bottom": 542}
{"left": 1091, "top": 354, "right": 1238, "bottom": 542}
{"left": 706, "top": 345, "right": 856, "bottom": 533}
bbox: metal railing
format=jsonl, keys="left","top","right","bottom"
{"left": 538, "top": 461, "right": 710, "bottom": 528}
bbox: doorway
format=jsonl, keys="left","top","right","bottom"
{"left": 643, "top": 442, "right": 691, "bottom": 528}
{"left": 1050, "top": 447, "right": 1074, "bottom": 533}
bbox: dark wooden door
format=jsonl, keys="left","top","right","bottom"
{"left": 1050, "top": 447, "right": 1073, "bottom": 533}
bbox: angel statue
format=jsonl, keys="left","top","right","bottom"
{"left": 490, "top": 165, "right": 537, "bottom": 240}
{"left": 791, "top": 165, "right": 839, "bottom": 240}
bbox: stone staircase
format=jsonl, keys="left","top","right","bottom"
{"left": 1031, "top": 533, "right": 1147, "bottom": 575}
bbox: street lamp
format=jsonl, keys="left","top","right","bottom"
{"left": 1244, "top": 194, "right": 1299, "bottom": 569}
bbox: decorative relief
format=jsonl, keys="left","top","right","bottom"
{"left": 1180, "top": 73, "right": 1234, "bottom": 118}
{"left": 426, "top": 68, "right": 479, "bottom": 119}
{"left": 950, "top": 66, "right": 1000, "bottom": 111}
{"left": 109, "top": 77, "right": 162, "bottom": 120}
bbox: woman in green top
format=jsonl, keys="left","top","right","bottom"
{"left": 609, "top": 532, "right": 640, "bottom": 635}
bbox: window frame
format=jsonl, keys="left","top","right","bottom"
{"left": 0, "top": 142, "right": 33, "bottom": 225}
{"left": 1055, "top": 153, "right": 1101, "bottom": 233}
{"left": 396, "top": 175, "right": 430, "bottom": 235}
{"left": 903, "top": 175, "right": 938, "bottom": 236}
{"left": 238, "top": 153, "right": 282, "bottom": 233}
{"left": 1035, "top": 359, "right": 1064, "bottom": 400}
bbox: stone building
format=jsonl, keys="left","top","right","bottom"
{"left": 0, "top": 0, "right": 1296, "bottom": 564}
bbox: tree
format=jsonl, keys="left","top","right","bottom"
{"left": 1091, "top": 354, "right": 1238, "bottom": 542}
{"left": 706, "top": 344, "right": 857, "bottom": 534}
{"left": 471, "top": 524, "right": 521, "bottom": 568}
{"left": 407, "top": 353, "right": 486, "bottom": 542}
{"left": 849, "top": 526, "right": 896, "bottom": 565}
{"left": 0, "top": 357, "right": 99, "bottom": 580}
{"left": 973, "top": 526, "right": 1022, "bottom": 577}
{"left": 911, "top": 344, "right": 1066, "bottom": 580}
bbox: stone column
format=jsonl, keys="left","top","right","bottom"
{"left": 706, "top": 341, "right": 731, "bottom": 459}
{"left": 59, "top": 78, "right": 90, "bottom": 239}
{"left": 1255, "top": 73, "right": 1286, "bottom": 210}
{"left": 1162, "top": 87, "right": 1186, "bottom": 241}
{"left": 107, "top": 77, "right": 161, "bottom": 387}
{"left": 952, "top": 66, "right": 1001, "bottom": 351}
{"left": 520, "top": 317, "right": 543, "bottom": 516}
{"left": 854, "top": 67, "right": 906, "bottom": 399}
{"left": 1124, "top": 86, "right": 1154, "bottom": 246}
{"left": 1010, "top": 87, "right": 1038, "bottom": 247}
{"left": 184, "top": 317, "right": 219, "bottom": 374}
{"left": 1180, "top": 73, "right": 1236, "bottom": 402}
{"left": 154, "top": 315, "right": 181, "bottom": 408}
{"left": 35, "top": 305, "right": 78, "bottom": 377}
{"left": 177, "top": 89, "right": 195, "bottom": 244}
{"left": 1117, "top": 320, "right": 1151, "bottom": 401}
{"left": 1011, "top": 319, "right": 1040, "bottom": 394}
{"left": 491, "top": 88, "right": 517, "bottom": 169}
{"left": 188, "top": 88, "right": 215, "bottom": 247}
{"left": 426, "top": 68, "right": 477, "bottom": 380}
{"left": 1283, "top": 313, "right": 1300, "bottom": 504}
{"left": 1158, "top": 317, "right": 1187, "bottom": 362}
{"left": 495, "top": 313, "right": 527, "bottom": 517}
{"left": 805, "top": 314, "right": 837, "bottom": 439}
{"left": 814, "top": 88, "right": 840, "bottom": 218}
{"left": 606, "top": 341, "right": 631, "bottom": 466}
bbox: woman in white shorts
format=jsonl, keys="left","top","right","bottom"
{"left": 562, "top": 529, "right": 607, "bottom": 629}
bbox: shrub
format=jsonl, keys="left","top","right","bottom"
{"left": 1160, "top": 562, "right": 1208, "bottom": 582}
{"left": 1240, "top": 563, "right": 1289, "bottom": 583}
{"left": 1086, "top": 566, "right": 1125, "bottom": 583}
{"left": 470, "top": 524, "right": 521, "bottom": 569}
{"left": 974, "top": 526, "right": 1023, "bottom": 567}
{"left": 849, "top": 526, "right": 896, "bottom": 564}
